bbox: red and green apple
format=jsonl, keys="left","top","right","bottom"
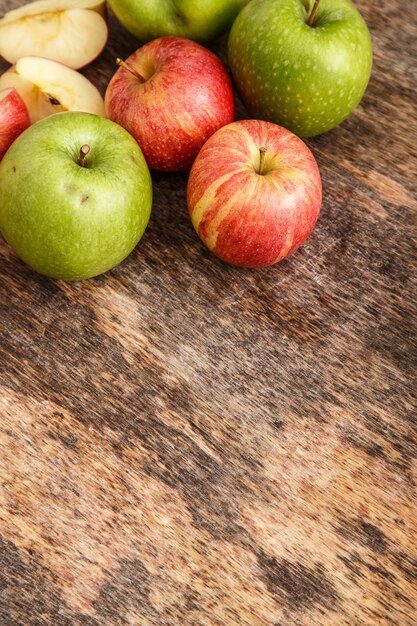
{"left": 105, "top": 37, "right": 235, "bottom": 171}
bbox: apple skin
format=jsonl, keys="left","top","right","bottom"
{"left": 0, "top": 88, "right": 30, "bottom": 160}
{"left": 105, "top": 37, "right": 235, "bottom": 172}
{"left": 0, "top": 112, "right": 152, "bottom": 280}
{"left": 108, "top": 0, "right": 249, "bottom": 43}
{"left": 187, "top": 120, "right": 322, "bottom": 268}
{"left": 228, "top": 0, "right": 373, "bottom": 137}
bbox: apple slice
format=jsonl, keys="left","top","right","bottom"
{"left": 0, "top": 0, "right": 106, "bottom": 22}
{"left": 0, "top": 56, "right": 105, "bottom": 123}
{"left": 0, "top": 0, "right": 107, "bottom": 69}
{"left": 0, "top": 88, "right": 30, "bottom": 159}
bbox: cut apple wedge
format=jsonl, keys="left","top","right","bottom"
{"left": 0, "top": 56, "right": 105, "bottom": 123}
{"left": 0, "top": 0, "right": 108, "bottom": 69}
{"left": 0, "top": 0, "right": 106, "bottom": 23}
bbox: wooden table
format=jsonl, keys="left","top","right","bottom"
{"left": 1, "top": 1, "right": 416, "bottom": 624}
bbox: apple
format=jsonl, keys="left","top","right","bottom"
{"left": 0, "top": 88, "right": 30, "bottom": 160}
{"left": 0, "top": 0, "right": 108, "bottom": 69}
{"left": 228, "top": 0, "right": 373, "bottom": 137}
{"left": 187, "top": 120, "right": 322, "bottom": 267}
{"left": 0, "top": 112, "right": 152, "bottom": 280}
{"left": 108, "top": 0, "right": 250, "bottom": 43}
{"left": 105, "top": 37, "right": 235, "bottom": 171}
{"left": 0, "top": 56, "right": 105, "bottom": 124}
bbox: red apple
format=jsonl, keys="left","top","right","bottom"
{"left": 105, "top": 37, "right": 234, "bottom": 171}
{"left": 187, "top": 120, "right": 322, "bottom": 268}
{"left": 0, "top": 87, "right": 30, "bottom": 160}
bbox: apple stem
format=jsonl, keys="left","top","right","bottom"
{"left": 258, "top": 147, "right": 267, "bottom": 175}
{"left": 116, "top": 58, "right": 146, "bottom": 83}
{"left": 77, "top": 144, "right": 90, "bottom": 168}
{"left": 307, "top": 0, "right": 320, "bottom": 26}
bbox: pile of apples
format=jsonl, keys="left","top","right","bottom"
{"left": 0, "top": 0, "right": 372, "bottom": 280}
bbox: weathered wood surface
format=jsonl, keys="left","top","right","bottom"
{"left": 0, "top": 0, "right": 416, "bottom": 624}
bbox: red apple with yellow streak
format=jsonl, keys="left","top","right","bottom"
{"left": 187, "top": 120, "right": 322, "bottom": 267}
{"left": 105, "top": 37, "right": 234, "bottom": 171}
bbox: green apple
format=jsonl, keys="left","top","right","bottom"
{"left": 0, "top": 112, "right": 152, "bottom": 280}
{"left": 108, "top": 0, "right": 250, "bottom": 42}
{"left": 228, "top": 0, "right": 373, "bottom": 137}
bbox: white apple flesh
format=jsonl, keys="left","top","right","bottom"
{"left": 0, "top": 56, "right": 105, "bottom": 123}
{"left": 0, "top": 0, "right": 108, "bottom": 69}
{"left": 0, "top": 88, "right": 30, "bottom": 159}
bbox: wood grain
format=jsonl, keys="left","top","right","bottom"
{"left": 0, "top": 0, "right": 416, "bottom": 624}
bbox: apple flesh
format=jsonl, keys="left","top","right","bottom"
{"left": 0, "top": 112, "right": 152, "bottom": 281}
{"left": 108, "top": 0, "right": 249, "bottom": 43}
{"left": 0, "top": 88, "right": 30, "bottom": 160}
{"left": 187, "top": 120, "right": 322, "bottom": 267}
{"left": 0, "top": 56, "right": 105, "bottom": 124}
{"left": 228, "top": 0, "right": 373, "bottom": 137}
{"left": 0, "top": 0, "right": 108, "bottom": 69}
{"left": 105, "top": 37, "right": 235, "bottom": 171}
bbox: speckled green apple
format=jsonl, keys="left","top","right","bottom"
{"left": 228, "top": 0, "right": 372, "bottom": 137}
{"left": 0, "top": 112, "right": 152, "bottom": 280}
{"left": 108, "top": 0, "right": 249, "bottom": 42}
